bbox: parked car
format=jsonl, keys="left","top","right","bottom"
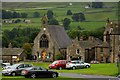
{"left": 48, "top": 60, "right": 67, "bottom": 70}
{"left": 1, "top": 63, "right": 11, "bottom": 69}
{"left": 21, "top": 66, "right": 59, "bottom": 78}
{"left": 90, "top": 60, "right": 99, "bottom": 64}
{"left": 66, "top": 60, "right": 85, "bottom": 70}
{"left": 2, "top": 63, "right": 33, "bottom": 76}
{"left": 79, "top": 61, "right": 91, "bottom": 68}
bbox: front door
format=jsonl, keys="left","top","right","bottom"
{"left": 41, "top": 51, "right": 47, "bottom": 61}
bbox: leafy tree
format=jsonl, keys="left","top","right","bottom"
{"left": 2, "top": 34, "right": 9, "bottom": 47}
{"left": 63, "top": 18, "right": 71, "bottom": 30}
{"left": 67, "top": 29, "right": 81, "bottom": 39}
{"left": 33, "top": 12, "right": 40, "bottom": 18}
{"left": 47, "top": 10, "right": 54, "bottom": 19}
{"left": 66, "top": 10, "right": 72, "bottom": 15}
{"left": 92, "top": 2, "right": 103, "bottom": 8}
{"left": 55, "top": 52, "right": 64, "bottom": 60}
{"left": 22, "top": 43, "right": 32, "bottom": 59}
{"left": 2, "top": 27, "right": 39, "bottom": 48}
{"left": 72, "top": 13, "right": 85, "bottom": 22}
{"left": 48, "top": 18, "right": 59, "bottom": 25}
{"left": 21, "top": 13, "right": 28, "bottom": 18}
{"left": 12, "top": 12, "right": 20, "bottom": 18}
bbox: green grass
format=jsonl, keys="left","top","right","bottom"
{"left": 21, "top": 62, "right": 118, "bottom": 76}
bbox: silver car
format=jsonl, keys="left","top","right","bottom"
{"left": 2, "top": 63, "right": 33, "bottom": 76}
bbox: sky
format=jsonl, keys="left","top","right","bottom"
{"left": 1, "top": 0, "right": 120, "bottom": 2}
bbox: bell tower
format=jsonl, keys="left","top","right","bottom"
{"left": 41, "top": 15, "right": 48, "bottom": 28}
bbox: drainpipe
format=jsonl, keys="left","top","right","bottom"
{"left": 117, "top": 54, "right": 120, "bottom": 78}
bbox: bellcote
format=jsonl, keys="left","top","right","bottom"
{"left": 41, "top": 15, "right": 48, "bottom": 28}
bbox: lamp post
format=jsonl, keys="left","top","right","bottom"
{"left": 118, "top": 54, "right": 120, "bottom": 78}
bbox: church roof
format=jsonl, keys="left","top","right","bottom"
{"left": 2, "top": 48, "right": 24, "bottom": 56}
{"left": 47, "top": 25, "right": 72, "bottom": 48}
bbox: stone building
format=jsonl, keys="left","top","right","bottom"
{"left": 32, "top": 16, "right": 72, "bottom": 61}
{"left": 67, "top": 36, "right": 105, "bottom": 62}
{"left": 67, "top": 21, "right": 120, "bottom": 63}
{"left": 103, "top": 21, "right": 120, "bottom": 63}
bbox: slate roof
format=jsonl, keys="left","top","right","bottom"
{"left": 47, "top": 25, "right": 72, "bottom": 48}
{"left": 2, "top": 48, "right": 24, "bottom": 56}
{"left": 79, "top": 38, "right": 102, "bottom": 49}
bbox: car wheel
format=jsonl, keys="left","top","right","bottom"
{"left": 59, "top": 67, "right": 62, "bottom": 70}
{"left": 11, "top": 72, "right": 16, "bottom": 76}
{"left": 72, "top": 66, "right": 76, "bottom": 70}
{"left": 31, "top": 74, "right": 36, "bottom": 78}
{"left": 52, "top": 73, "right": 57, "bottom": 78}
{"left": 86, "top": 65, "right": 90, "bottom": 68}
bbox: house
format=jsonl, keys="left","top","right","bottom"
{"left": 2, "top": 48, "right": 26, "bottom": 63}
{"left": 32, "top": 15, "right": 72, "bottom": 61}
{"left": 67, "top": 36, "right": 104, "bottom": 62}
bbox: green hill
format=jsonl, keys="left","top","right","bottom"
{"left": 2, "top": 2, "right": 118, "bottom": 31}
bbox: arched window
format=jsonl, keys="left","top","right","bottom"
{"left": 106, "top": 31, "right": 110, "bottom": 42}
{"left": 40, "top": 34, "right": 49, "bottom": 48}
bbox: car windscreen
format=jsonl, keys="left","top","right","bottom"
{"left": 9, "top": 64, "right": 20, "bottom": 69}
{"left": 52, "top": 61, "right": 58, "bottom": 64}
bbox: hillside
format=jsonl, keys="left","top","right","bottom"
{"left": 2, "top": 2, "right": 118, "bottom": 31}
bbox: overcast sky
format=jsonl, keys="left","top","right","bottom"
{"left": 1, "top": 0, "right": 120, "bottom": 2}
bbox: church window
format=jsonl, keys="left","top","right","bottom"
{"left": 76, "top": 49, "right": 80, "bottom": 54}
{"left": 40, "top": 34, "right": 49, "bottom": 48}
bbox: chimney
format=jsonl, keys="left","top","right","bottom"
{"left": 88, "top": 36, "right": 94, "bottom": 41}
{"left": 8, "top": 43, "right": 12, "bottom": 48}
{"left": 80, "top": 36, "right": 83, "bottom": 41}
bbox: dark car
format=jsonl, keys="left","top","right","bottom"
{"left": 48, "top": 60, "right": 67, "bottom": 70}
{"left": 2, "top": 63, "right": 33, "bottom": 76}
{"left": 21, "top": 66, "right": 59, "bottom": 78}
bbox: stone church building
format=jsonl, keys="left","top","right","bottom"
{"left": 32, "top": 16, "right": 72, "bottom": 61}
{"left": 33, "top": 15, "right": 120, "bottom": 63}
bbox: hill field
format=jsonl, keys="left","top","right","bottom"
{"left": 2, "top": 2, "right": 118, "bottom": 31}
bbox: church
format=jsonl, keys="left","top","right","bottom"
{"left": 32, "top": 15, "right": 72, "bottom": 61}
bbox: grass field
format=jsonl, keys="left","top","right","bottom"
{"left": 22, "top": 62, "right": 118, "bottom": 76}
{"left": 2, "top": 2, "right": 118, "bottom": 31}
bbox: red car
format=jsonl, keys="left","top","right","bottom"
{"left": 48, "top": 60, "right": 67, "bottom": 70}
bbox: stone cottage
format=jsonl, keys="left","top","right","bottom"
{"left": 32, "top": 16, "right": 72, "bottom": 61}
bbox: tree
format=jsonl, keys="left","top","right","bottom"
{"left": 12, "top": 12, "right": 20, "bottom": 18}
{"left": 48, "top": 18, "right": 59, "bottom": 25}
{"left": 67, "top": 30, "right": 81, "bottom": 39}
{"left": 33, "top": 12, "right": 40, "bottom": 18}
{"left": 22, "top": 43, "right": 32, "bottom": 59}
{"left": 72, "top": 13, "right": 85, "bottom": 22}
{"left": 47, "top": 10, "right": 54, "bottom": 19}
{"left": 66, "top": 10, "right": 72, "bottom": 15}
{"left": 63, "top": 18, "right": 71, "bottom": 30}
{"left": 92, "top": 2, "right": 103, "bottom": 8}
{"left": 21, "top": 13, "right": 28, "bottom": 18}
